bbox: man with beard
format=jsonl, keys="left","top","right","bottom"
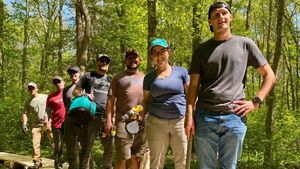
{"left": 67, "top": 54, "right": 111, "bottom": 169}
{"left": 105, "top": 49, "right": 148, "bottom": 169}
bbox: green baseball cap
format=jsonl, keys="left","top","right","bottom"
{"left": 150, "top": 38, "right": 169, "bottom": 50}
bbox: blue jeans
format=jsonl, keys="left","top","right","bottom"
{"left": 194, "top": 109, "right": 247, "bottom": 169}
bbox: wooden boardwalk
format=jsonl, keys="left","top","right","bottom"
{"left": 0, "top": 152, "right": 57, "bottom": 169}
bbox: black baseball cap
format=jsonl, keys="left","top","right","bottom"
{"left": 208, "top": 1, "right": 231, "bottom": 19}
{"left": 67, "top": 66, "right": 80, "bottom": 74}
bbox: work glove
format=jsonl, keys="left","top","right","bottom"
{"left": 22, "top": 124, "right": 28, "bottom": 133}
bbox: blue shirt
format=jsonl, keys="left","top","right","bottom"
{"left": 143, "top": 66, "right": 190, "bottom": 119}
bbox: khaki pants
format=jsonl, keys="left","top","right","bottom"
{"left": 32, "top": 125, "right": 53, "bottom": 164}
{"left": 146, "top": 115, "right": 187, "bottom": 169}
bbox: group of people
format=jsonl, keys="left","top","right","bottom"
{"left": 21, "top": 53, "right": 114, "bottom": 169}
{"left": 21, "top": 1, "right": 276, "bottom": 169}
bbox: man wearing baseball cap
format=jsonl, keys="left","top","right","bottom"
{"left": 185, "top": 1, "right": 275, "bottom": 168}
{"left": 63, "top": 66, "right": 81, "bottom": 111}
{"left": 21, "top": 82, "right": 53, "bottom": 169}
{"left": 46, "top": 76, "right": 66, "bottom": 169}
{"left": 67, "top": 54, "right": 112, "bottom": 169}
{"left": 105, "top": 48, "right": 147, "bottom": 169}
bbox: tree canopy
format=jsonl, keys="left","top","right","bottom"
{"left": 0, "top": 0, "right": 299, "bottom": 168}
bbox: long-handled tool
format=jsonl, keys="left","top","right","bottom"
{"left": 186, "top": 132, "right": 193, "bottom": 169}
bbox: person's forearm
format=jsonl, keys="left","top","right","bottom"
{"left": 22, "top": 113, "right": 28, "bottom": 125}
{"left": 105, "top": 96, "right": 114, "bottom": 122}
{"left": 73, "top": 87, "right": 82, "bottom": 96}
{"left": 257, "top": 66, "right": 276, "bottom": 100}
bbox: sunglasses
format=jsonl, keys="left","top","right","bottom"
{"left": 52, "top": 79, "right": 62, "bottom": 85}
{"left": 98, "top": 57, "right": 110, "bottom": 64}
{"left": 68, "top": 72, "right": 78, "bottom": 77}
{"left": 28, "top": 86, "right": 35, "bottom": 91}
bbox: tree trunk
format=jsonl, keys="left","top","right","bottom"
{"left": 147, "top": 0, "right": 157, "bottom": 71}
{"left": 22, "top": 0, "right": 30, "bottom": 100}
{"left": 0, "top": 0, "right": 4, "bottom": 98}
{"left": 35, "top": 0, "right": 59, "bottom": 86}
{"left": 228, "top": 0, "right": 233, "bottom": 7}
{"left": 57, "top": 0, "right": 64, "bottom": 75}
{"left": 264, "top": 0, "right": 284, "bottom": 167}
{"left": 245, "top": 0, "right": 251, "bottom": 30}
{"left": 266, "top": 0, "right": 273, "bottom": 63}
{"left": 116, "top": 2, "right": 126, "bottom": 67}
{"left": 75, "top": 0, "right": 91, "bottom": 67}
{"left": 285, "top": 12, "right": 300, "bottom": 110}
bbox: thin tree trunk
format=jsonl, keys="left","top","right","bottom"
{"left": 266, "top": 0, "right": 273, "bottom": 63}
{"left": 0, "top": 0, "right": 4, "bottom": 98}
{"left": 245, "top": 0, "right": 251, "bottom": 30}
{"left": 284, "top": 11, "right": 300, "bottom": 110}
{"left": 147, "top": 0, "right": 157, "bottom": 71}
{"left": 116, "top": 3, "right": 126, "bottom": 67}
{"left": 264, "top": 0, "right": 285, "bottom": 167}
{"left": 283, "top": 48, "right": 295, "bottom": 110}
{"left": 22, "top": 0, "right": 30, "bottom": 100}
{"left": 58, "top": 0, "right": 64, "bottom": 75}
{"left": 36, "top": 0, "right": 58, "bottom": 86}
{"left": 76, "top": 0, "right": 91, "bottom": 67}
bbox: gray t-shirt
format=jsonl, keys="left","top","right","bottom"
{"left": 63, "top": 83, "right": 76, "bottom": 111}
{"left": 76, "top": 71, "right": 111, "bottom": 114}
{"left": 24, "top": 94, "right": 48, "bottom": 127}
{"left": 189, "top": 35, "right": 268, "bottom": 113}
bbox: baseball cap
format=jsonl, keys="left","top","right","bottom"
{"left": 67, "top": 65, "right": 80, "bottom": 74}
{"left": 97, "top": 54, "right": 111, "bottom": 63}
{"left": 125, "top": 48, "right": 139, "bottom": 58}
{"left": 208, "top": 1, "right": 231, "bottom": 19}
{"left": 52, "top": 75, "right": 63, "bottom": 84}
{"left": 28, "top": 82, "right": 37, "bottom": 88}
{"left": 149, "top": 38, "right": 169, "bottom": 50}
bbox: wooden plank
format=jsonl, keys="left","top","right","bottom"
{"left": 0, "top": 152, "right": 55, "bottom": 168}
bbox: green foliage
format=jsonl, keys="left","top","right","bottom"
{"left": 1, "top": 0, "right": 300, "bottom": 168}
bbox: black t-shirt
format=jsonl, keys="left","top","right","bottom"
{"left": 189, "top": 35, "right": 268, "bottom": 112}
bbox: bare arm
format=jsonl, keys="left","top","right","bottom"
{"left": 22, "top": 112, "right": 28, "bottom": 125}
{"left": 184, "top": 82, "right": 190, "bottom": 95}
{"left": 184, "top": 74, "right": 200, "bottom": 139}
{"left": 73, "top": 86, "right": 82, "bottom": 97}
{"left": 105, "top": 95, "right": 116, "bottom": 134}
{"left": 255, "top": 64, "right": 276, "bottom": 100}
{"left": 234, "top": 64, "right": 276, "bottom": 116}
{"left": 142, "top": 89, "right": 151, "bottom": 116}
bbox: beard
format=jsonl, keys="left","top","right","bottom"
{"left": 126, "top": 64, "right": 139, "bottom": 70}
{"left": 126, "top": 60, "right": 140, "bottom": 70}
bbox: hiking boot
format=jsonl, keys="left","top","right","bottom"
{"left": 33, "top": 162, "right": 42, "bottom": 169}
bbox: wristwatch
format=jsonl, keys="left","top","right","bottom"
{"left": 252, "top": 96, "right": 263, "bottom": 107}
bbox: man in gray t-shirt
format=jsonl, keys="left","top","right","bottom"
{"left": 184, "top": 1, "right": 276, "bottom": 169}
{"left": 22, "top": 82, "right": 53, "bottom": 168}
